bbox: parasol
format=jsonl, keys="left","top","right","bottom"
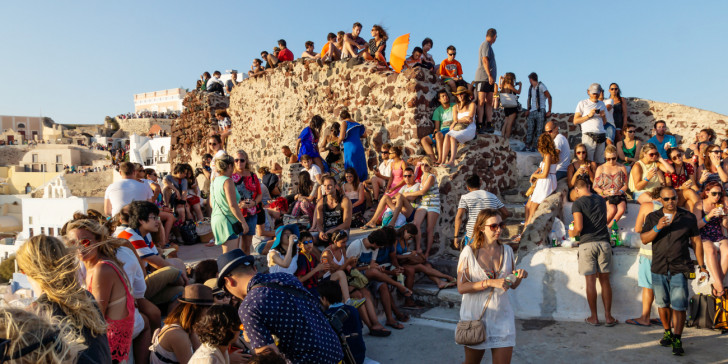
{"left": 389, "top": 33, "right": 410, "bottom": 73}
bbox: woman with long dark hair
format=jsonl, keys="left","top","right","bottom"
{"left": 342, "top": 167, "right": 367, "bottom": 214}
{"left": 439, "top": 86, "right": 477, "bottom": 167}
{"left": 363, "top": 24, "right": 388, "bottom": 66}
{"left": 297, "top": 115, "right": 326, "bottom": 172}
{"left": 605, "top": 83, "right": 628, "bottom": 142}
{"left": 457, "top": 209, "right": 527, "bottom": 364}
{"left": 292, "top": 170, "right": 316, "bottom": 220}
{"left": 338, "top": 110, "right": 368, "bottom": 182}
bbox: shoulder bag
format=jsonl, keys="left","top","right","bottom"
{"left": 455, "top": 246, "right": 503, "bottom": 346}
{"left": 500, "top": 93, "right": 518, "bottom": 108}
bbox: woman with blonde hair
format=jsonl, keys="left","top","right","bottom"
{"left": 457, "top": 209, "right": 527, "bottom": 364}
{"left": 64, "top": 224, "right": 135, "bottom": 363}
{"left": 16, "top": 235, "right": 112, "bottom": 363}
{"left": 211, "top": 154, "right": 248, "bottom": 253}
{"left": 402, "top": 156, "right": 441, "bottom": 258}
{"left": 524, "top": 134, "right": 559, "bottom": 229}
{"left": 0, "top": 307, "right": 85, "bottom": 364}
{"left": 496, "top": 72, "right": 522, "bottom": 139}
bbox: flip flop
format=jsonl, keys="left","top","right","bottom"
{"left": 386, "top": 321, "right": 404, "bottom": 330}
{"left": 625, "top": 319, "right": 649, "bottom": 327}
{"left": 439, "top": 280, "right": 457, "bottom": 289}
{"left": 604, "top": 320, "right": 619, "bottom": 327}
{"left": 584, "top": 318, "right": 601, "bottom": 326}
{"left": 360, "top": 224, "right": 376, "bottom": 230}
{"left": 369, "top": 329, "right": 391, "bottom": 337}
{"left": 204, "top": 241, "right": 216, "bottom": 247}
{"left": 650, "top": 318, "right": 663, "bottom": 326}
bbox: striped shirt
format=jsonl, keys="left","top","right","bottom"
{"left": 117, "top": 227, "right": 158, "bottom": 263}
{"left": 458, "top": 190, "right": 505, "bottom": 239}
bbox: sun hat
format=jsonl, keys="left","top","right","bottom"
{"left": 178, "top": 284, "right": 214, "bottom": 305}
{"left": 271, "top": 224, "right": 300, "bottom": 250}
{"left": 452, "top": 86, "right": 472, "bottom": 96}
{"left": 216, "top": 249, "right": 256, "bottom": 290}
{"left": 588, "top": 83, "right": 603, "bottom": 95}
{"left": 203, "top": 278, "right": 222, "bottom": 294}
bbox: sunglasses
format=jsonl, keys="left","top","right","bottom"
{"left": 485, "top": 222, "right": 506, "bottom": 231}
{"left": 661, "top": 196, "right": 677, "bottom": 201}
{"left": 625, "top": 130, "right": 635, "bottom": 133}
{"left": 404, "top": 174, "right": 414, "bottom": 177}
{"left": 606, "top": 157, "right": 617, "bottom": 161}
{"left": 609, "top": 87, "right": 618, "bottom": 90}
{"left": 710, "top": 150, "right": 721, "bottom": 154}
{"left": 72, "top": 238, "right": 92, "bottom": 248}
{"left": 648, "top": 153, "right": 658, "bottom": 157}
{"left": 671, "top": 154, "right": 682, "bottom": 160}
{"left": 576, "top": 151, "right": 586, "bottom": 155}
{"left": 235, "top": 159, "right": 246, "bottom": 163}
{"left": 381, "top": 151, "right": 389, "bottom": 155}
{"left": 214, "top": 292, "right": 231, "bottom": 300}
{"left": 710, "top": 191, "right": 722, "bottom": 197}
{"left": 208, "top": 142, "right": 218, "bottom": 146}
{"left": 448, "top": 53, "right": 456, "bottom": 56}
{"left": 545, "top": 129, "right": 555, "bottom": 133}
{"left": 300, "top": 239, "right": 314, "bottom": 245}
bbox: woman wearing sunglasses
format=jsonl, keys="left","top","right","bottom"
{"left": 206, "top": 135, "right": 226, "bottom": 184}
{"left": 567, "top": 143, "right": 598, "bottom": 202}
{"left": 616, "top": 123, "right": 642, "bottom": 174}
{"left": 693, "top": 181, "right": 728, "bottom": 296}
{"left": 457, "top": 209, "right": 527, "bottom": 364}
{"left": 232, "top": 149, "right": 262, "bottom": 255}
{"left": 628, "top": 143, "right": 674, "bottom": 205}
{"left": 697, "top": 144, "right": 728, "bottom": 189}
{"left": 594, "top": 145, "right": 629, "bottom": 228}
{"left": 664, "top": 147, "right": 700, "bottom": 211}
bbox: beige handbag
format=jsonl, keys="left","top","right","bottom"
{"left": 454, "top": 246, "right": 502, "bottom": 346}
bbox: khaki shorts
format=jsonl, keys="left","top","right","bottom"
{"left": 577, "top": 241, "right": 612, "bottom": 275}
{"left": 144, "top": 266, "right": 184, "bottom": 305}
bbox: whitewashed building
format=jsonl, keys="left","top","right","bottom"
{"left": 19, "top": 176, "right": 87, "bottom": 240}
{"left": 128, "top": 134, "right": 171, "bottom": 174}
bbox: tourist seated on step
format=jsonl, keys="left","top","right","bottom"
{"left": 317, "top": 280, "right": 370, "bottom": 362}
{"left": 321, "top": 32, "right": 341, "bottom": 62}
{"left": 320, "top": 230, "right": 367, "bottom": 307}
{"left": 276, "top": 39, "right": 294, "bottom": 62}
{"left": 693, "top": 181, "right": 728, "bottom": 297}
{"left": 272, "top": 145, "right": 299, "bottom": 176}
{"left": 163, "top": 164, "right": 193, "bottom": 224}
{"left": 311, "top": 176, "right": 352, "bottom": 246}
{"left": 523, "top": 134, "right": 559, "bottom": 232}
{"left": 438, "top": 46, "right": 470, "bottom": 93}
{"left": 214, "top": 109, "right": 232, "bottom": 147}
{"left": 251, "top": 208, "right": 278, "bottom": 255}
{"left": 346, "top": 227, "right": 412, "bottom": 330}
{"left": 206, "top": 71, "right": 225, "bottom": 96}
{"left": 301, "top": 40, "right": 318, "bottom": 59}
{"left": 342, "top": 22, "right": 368, "bottom": 59}
{"left": 664, "top": 147, "right": 699, "bottom": 211}
{"left": 421, "top": 90, "right": 454, "bottom": 162}
{"left": 300, "top": 154, "right": 323, "bottom": 185}
{"left": 616, "top": 123, "right": 642, "bottom": 174}
{"left": 402, "top": 157, "right": 442, "bottom": 258}
{"left": 697, "top": 144, "right": 728, "bottom": 191}
{"left": 390, "top": 223, "right": 456, "bottom": 309}
{"left": 105, "top": 161, "right": 154, "bottom": 217}
{"left": 324, "top": 142, "right": 345, "bottom": 182}
{"left": 366, "top": 143, "right": 392, "bottom": 201}
{"left": 685, "top": 128, "right": 716, "bottom": 166}
{"left": 593, "top": 145, "right": 629, "bottom": 228}
{"left": 180, "top": 163, "right": 204, "bottom": 222}
{"left": 248, "top": 58, "right": 265, "bottom": 77}
{"left": 437, "top": 86, "right": 477, "bottom": 168}
{"left": 628, "top": 143, "right": 674, "bottom": 204}
{"left": 267, "top": 224, "right": 299, "bottom": 275}
{"left": 362, "top": 167, "right": 421, "bottom": 229}
{"left": 454, "top": 174, "right": 510, "bottom": 250}
{"left": 567, "top": 143, "right": 598, "bottom": 202}
{"left": 342, "top": 167, "right": 368, "bottom": 215}
{"left": 384, "top": 146, "right": 409, "bottom": 197}
{"left": 402, "top": 46, "right": 425, "bottom": 71}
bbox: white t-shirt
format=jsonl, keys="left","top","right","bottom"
{"left": 206, "top": 77, "right": 223, "bottom": 89}
{"left": 104, "top": 179, "right": 153, "bottom": 216}
{"left": 304, "top": 164, "right": 321, "bottom": 181}
{"left": 346, "top": 238, "right": 379, "bottom": 263}
{"left": 267, "top": 250, "right": 298, "bottom": 275}
{"left": 457, "top": 190, "right": 505, "bottom": 239}
{"left": 116, "top": 246, "right": 146, "bottom": 299}
{"left": 210, "top": 149, "right": 226, "bottom": 183}
{"left": 528, "top": 83, "right": 549, "bottom": 112}
{"left": 378, "top": 160, "right": 392, "bottom": 178}
{"left": 603, "top": 98, "right": 615, "bottom": 126}
{"left": 553, "top": 134, "right": 571, "bottom": 172}
{"left": 575, "top": 99, "right": 606, "bottom": 134}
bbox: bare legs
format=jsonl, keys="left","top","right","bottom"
{"left": 605, "top": 202, "right": 626, "bottom": 226}
{"left": 364, "top": 195, "right": 398, "bottom": 228}
{"left": 584, "top": 272, "right": 616, "bottom": 325}
{"left": 351, "top": 289, "right": 388, "bottom": 332}
{"left": 501, "top": 113, "right": 517, "bottom": 139}
{"left": 241, "top": 235, "right": 252, "bottom": 255}
{"left": 369, "top": 176, "right": 387, "bottom": 200}
{"left": 439, "top": 135, "right": 460, "bottom": 166}
{"left": 464, "top": 347, "right": 514, "bottom": 364}
{"left": 329, "top": 270, "right": 351, "bottom": 302}
{"left": 387, "top": 195, "right": 415, "bottom": 227}
{"left": 629, "top": 287, "right": 655, "bottom": 326}
{"left": 703, "top": 240, "right": 727, "bottom": 293}
{"left": 524, "top": 200, "right": 540, "bottom": 227}
{"left": 221, "top": 236, "right": 241, "bottom": 254}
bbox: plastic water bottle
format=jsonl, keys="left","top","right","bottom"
{"left": 568, "top": 222, "right": 579, "bottom": 243}
{"left": 610, "top": 220, "right": 622, "bottom": 247}
{"left": 505, "top": 272, "right": 518, "bottom": 285}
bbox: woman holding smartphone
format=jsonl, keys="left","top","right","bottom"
{"left": 232, "top": 149, "right": 261, "bottom": 255}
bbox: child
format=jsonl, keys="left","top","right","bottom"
{"left": 267, "top": 224, "right": 298, "bottom": 274}
{"left": 318, "top": 280, "right": 366, "bottom": 364}
{"left": 294, "top": 231, "right": 325, "bottom": 297}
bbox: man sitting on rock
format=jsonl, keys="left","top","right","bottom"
{"left": 439, "top": 46, "right": 470, "bottom": 93}
{"left": 300, "top": 41, "right": 318, "bottom": 59}
{"left": 277, "top": 39, "right": 294, "bottom": 62}
{"left": 454, "top": 174, "right": 510, "bottom": 249}
{"left": 421, "top": 90, "right": 454, "bottom": 162}
{"left": 367, "top": 143, "right": 392, "bottom": 201}
{"left": 322, "top": 33, "right": 341, "bottom": 62}
{"left": 342, "top": 22, "right": 368, "bottom": 59}
{"left": 261, "top": 51, "right": 278, "bottom": 69}
{"left": 206, "top": 71, "right": 225, "bottom": 95}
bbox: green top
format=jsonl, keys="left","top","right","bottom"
{"left": 211, "top": 175, "right": 240, "bottom": 245}
{"left": 432, "top": 103, "right": 455, "bottom": 131}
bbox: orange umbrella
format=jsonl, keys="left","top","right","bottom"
{"left": 389, "top": 33, "right": 410, "bottom": 73}
{"left": 320, "top": 42, "right": 330, "bottom": 59}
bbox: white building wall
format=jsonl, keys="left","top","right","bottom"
{"left": 21, "top": 198, "right": 87, "bottom": 238}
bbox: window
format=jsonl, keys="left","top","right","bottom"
{"left": 28, "top": 216, "right": 32, "bottom": 224}
{"left": 41, "top": 164, "right": 47, "bottom": 172}
{"left": 40, "top": 227, "right": 45, "bottom": 235}
{"left": 32, "top": 154, "right": 38, "bottom": 163}
{"left": 56, "top": 164, "right": 63, "bottom": 172}
{"left": 29, "top": 228, "right": 34, "bottom": 236}
{"left": 56, "top": 155, "right": 62, "bottom": 163}
{"left": 48, "top": 228, "right": 54, "bottom": 236}
{"left": 17, "top": 123, "right": 25, "bottom": 129}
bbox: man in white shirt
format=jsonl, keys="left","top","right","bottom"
{"left": 454, "top": 174, "right": 510, "bottom": 249}
{"left": 524, "top": 72, "right": 553, "bottom": 152}
{"left": 104, "top": 162, "right": 154, "bottom": 216}
{"left": 574, "top": 83, "right": 608, "bottom": 163}
{"left": 368, "top": 143, "right": 392, "bottom": 200}
{"left": 300, "top": 155, "right": 322, "bottom": 185}
{"left": 545, "top": 121, "right": 571, "bottom": 180}
{"left": 206, "top": 71, "right": 225, "bottom": 95}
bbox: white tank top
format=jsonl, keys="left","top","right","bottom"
{"left": 323, "top": 248, "right": 345, "bottom": 279}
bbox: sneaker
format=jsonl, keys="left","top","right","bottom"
{"left": 660, "top": 331, "right": 674, "bottom": 347}
{"left": 345, "top": 297, "right": 366, "bottom": 308}
{"left": 672, "top": 337, "right": 684, "bottom": 356}
{"left": 484, "top": 124, "right": 495, "bottom": 133}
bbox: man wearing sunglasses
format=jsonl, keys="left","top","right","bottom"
{"left": 569, "top": 179, "right": 617, "bottom": 327}
{"left": 574, "top": 83, "right": 608, "bottom": 163}
{"left": 367, "top": 143, "right": 392, "bottom": 201}
{"left": 647, "top": 120, "right": 678, "bottom": 160}
{"left": 640, "top": 186, "right": 707, "bottom": 356}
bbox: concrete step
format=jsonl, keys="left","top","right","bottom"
{"left": 503, "top": 203, "right": 525, "bottom": 218}
{"left": 418, "top": 306, "right": 460, "bottom": 324}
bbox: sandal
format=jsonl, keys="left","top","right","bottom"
{"left": 360, "top": 224, "right": 376, "bottom": 230}
{"left": 386, "top": 321, "right": 404, "bottom": 330}
{"left": 584, "top": 318, "right": 601, "bottom": 326}
{"left": 369, "top": 328, "right": 391, "bottom": 337}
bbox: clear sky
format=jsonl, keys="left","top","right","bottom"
{"left": 1, "top": 0, "right": 726, "bottom": 125}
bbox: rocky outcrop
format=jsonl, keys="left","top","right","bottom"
{"left": 169, "top": 92, "right": 229, "bottom": 164}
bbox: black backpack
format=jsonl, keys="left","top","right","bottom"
{"left": 178, "top": 220, "right": 200, "bottom": 245}
{"left": 686, "top": 294, "right": 716, "bottom": 329}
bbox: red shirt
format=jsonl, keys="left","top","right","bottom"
{"left": 278, "top": 48, "right": 294, "bottom": 62}
{"left": 666, "top": 163, "right": 694, "bottom": 187}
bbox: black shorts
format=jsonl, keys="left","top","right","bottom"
{"left": 504, "top": 107, "right": 518, "bottom": 117}
{"left": 474, "top": 81, "right": 494, "bottom": 93}
{"left": 606, "top": 195, "right": 627, "bottom": 205}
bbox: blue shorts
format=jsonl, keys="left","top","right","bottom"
{"left": 652, "top": 272, "right": 689, "bottom": 311}
{"left": 244, "top": 215, "right": 257, "bottom": 236}
{"left": 428, "top": 128, "right": 450, "bottom": 144}
{"left": 604, "top": 123, "right": 616, "bottom": 142}
{"left": 637, "top": 256, "right": 652, "bottom": 289}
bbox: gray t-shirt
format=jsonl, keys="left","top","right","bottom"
{"left": 572, "top": 194, "right": 610, "bottom": 244}
{"left": 474, "top": 40, "right": 496, "bottom": 82}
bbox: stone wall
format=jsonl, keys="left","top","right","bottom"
{"left": 169, "top": 92, "right": 229, "bottom": 164}
{"left": 117, "top": 118, "right": 174, "bottom": 137}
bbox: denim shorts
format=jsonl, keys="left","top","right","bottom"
{"left": 244, "top": 215, "right": 257, "bottom": 236}
{"left": 652, "top": 272, "right": 689, "bottom": 311}
{"left": 637, "top": 256, "right": 653, "bottom": 289}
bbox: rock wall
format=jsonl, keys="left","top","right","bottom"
{"left": 169, "top": 92, "right": 229, "bottom": 164}
{"left": 118, "top": 118, "right": 174, "bottom": 138}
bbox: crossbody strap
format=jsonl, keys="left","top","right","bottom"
{"left": 477, "top": 245, "right": 505, "bottom": 321}
{"left": 251, "top": 281, "right": 315, "bottom": 301}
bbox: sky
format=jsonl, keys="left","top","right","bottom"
{"left": 1, "top": 0, "right": 727, "bottom": 125}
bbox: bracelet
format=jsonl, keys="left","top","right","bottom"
{"left": 481, "top": 281, "right": 487, "bottom": 289}
{"left": 643, "top": 178, "right": 650, "bottom": 182}
{"left": 618, "top": 190, "right": 624, "bottom": 194}
{"left": 703, "top": 216, "right": 709, "bottom": 223}
{"left": 653, "top": 226, "right": 661, "bottom": 233}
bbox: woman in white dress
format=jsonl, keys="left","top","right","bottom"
{"left": 523, "top": 133, "right": 559, "bottom": 230}
{"left": 458, "top": 209, "right": 527, "bottom": 364}
{"left": 439, "top": 86, "right": 476, "bottom": 167}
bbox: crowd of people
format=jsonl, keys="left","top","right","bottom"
{"left": 116, "top": 111, "right": 180, "bottom": 120}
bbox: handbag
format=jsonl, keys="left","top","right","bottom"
{"left": 347, "top": 268, "right": 369, "bottom": 289}
{"left": 585, "top": 132, "right": 607, "bottom": 144}
{"left": 452, "top": 122, "right": 468, "bottom": 131}
{"left": 454, "top": 246, "right": 503, "bottom": 346}
{"left": 500, "top": 93, "right": 518, "bottom": 108}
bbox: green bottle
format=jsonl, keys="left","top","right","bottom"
{"left": 610, "top": 219, "right": 621, "bottom": 247}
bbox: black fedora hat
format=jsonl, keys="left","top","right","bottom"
{"left": 216, "top": 249, "right": 255, "bottom": 291}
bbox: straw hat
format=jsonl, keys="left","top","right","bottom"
{"left": 452, "top": 86, "right": 472, "bottom": 96}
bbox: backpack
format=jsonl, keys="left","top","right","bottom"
{"left": 686, "top": 294, "right": 716, "bottom": 329}
{"left": 178, "top": 220, "right": 200, "bottom": 245}
{"left": 715, "top": 290, "right": 728, "bottom": 331}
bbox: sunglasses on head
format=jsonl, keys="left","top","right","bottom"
{"left": 485, "top": 222, "right": 506, "bottom": 231}
{"left": 661, "top": 196, "right": 677, "bottom": 201}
